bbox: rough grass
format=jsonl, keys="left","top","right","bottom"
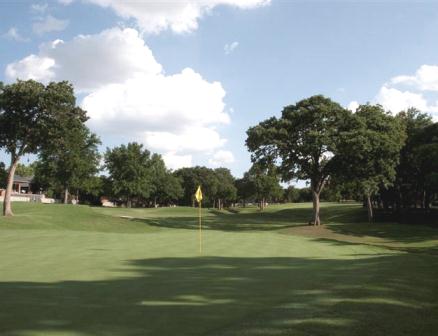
{"left": 0, "top": 202, "right": 437, "bottom": 336}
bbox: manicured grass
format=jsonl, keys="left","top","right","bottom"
{"left": 0, "top": 202, "right": 437, "bottom": 336}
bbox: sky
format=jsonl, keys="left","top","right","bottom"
{"left": 1, "top": 0, "right": 438, "bottom": 181}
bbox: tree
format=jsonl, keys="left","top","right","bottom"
{"left": 174, "top": 167, "right": 219, "bottom": 207}
{"left": 0, "top": 80, "right": 86, "bottom": 216}
{"left": 246, "top": 95, "right": 350, "bottom": 224}
{"left": 409, "top": 122, "right": 438, "bottom": 209}
{"left": 337, "top": 104, "right": 406, "bottom": 222}
{"left": 149, "top": 154, "right": 183, "bottom": 206}
{"left": 247, "top": 164, "right": 283, "bottom": 210}
{"left": 283, "top": 186, "right": 300, "bottom": 203}
{"left": 214, "top": 168, "right": 237, "bottom": 209}
{"left": 235, "top": 175, "right": 256, "bottom": 207}
{"left": 104, "top": 143, "right": 152, "bottom": 207}
{"left": 0, "top": 162, "right": 7, "bottom": 188}
{"left": 15, "top": 163, "right": 35, "bottom": 177}
{"left": 34, "top": 123, "right": 101, "bottom": 204}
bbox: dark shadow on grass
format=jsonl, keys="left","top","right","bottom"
{"left": 131, "top": 205, "right": 368, "bottom": 233}
{"left": 1, "top": 252, "right": 438, "bottom": 336}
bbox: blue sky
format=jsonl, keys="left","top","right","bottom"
{"left": 1, "top": 0, "right": 438, "bottom": 181}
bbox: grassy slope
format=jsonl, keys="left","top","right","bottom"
{"left": 0, "top": 202, "right": 437, "bottom": 336}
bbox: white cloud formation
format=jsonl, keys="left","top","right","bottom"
{"left": 6, "top": 54, "right": 55, "bottom": 81}
{"left": 31, "top": 3, "right": 48, "bottom": 13}
{"left": 33, "top": 15, "right": 69, "bottom": 35}
{"left": 62, "top": 0, "right": 270, "bottom": 33}
{"left": 224, "top": 41, "right": 239, "bottom": 55}
{"left": 208, "top": 150, "right": 235, "bottom": 167}
{"left": 374, "top": 64, "right": 438, "bottom": 120}
{"left": 6, "top": 27, "right": 231, "bottom": 168}
{"left": 162, "top": 152, "right": 193, "bottom": 170}
{"left": 2, "top": 27, "right": 29, "bottom": 42}
{"left": 375, "top": 86, "right": 437, "bottom": 114}
{"left": 390, "top": 65, "right": 438, "bottom": 92}
{"left": 6, "top": 28, "right": 162, "bottom": 92}
{"left": 347, "top": 100, "right": 359, "bottom": 112}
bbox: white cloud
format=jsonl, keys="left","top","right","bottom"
{"left": 31, "top": 3, "right": 48, "bottom": 13}
{"left": 6, "top": 54, "right": 55, "bottom": 81}
{"left": 208, "top": 150, "right": 235, "bottom": 167}
{"left": 62, "top": 0, "right": 270, "bottom": 33}
{"left": 33, "top": 15, "right": 69, "bottom": 35}
{"left": 376, "top": 86, "right": 438, "bottom": 116}
{"left": 6, "top": 28, "right": 162, "bottom": 92}
{"left": 224, "top": 41, "right": 239, "bottom": 55}
{"left": 347, "top": 100, "right": 359, "bottom": 112}
{"left": 6, "top": 27, "right": 231, "bottom": 162}
{"left": 162, "top": 152, "right": 193, "bottom": 170}
{"left": 390, "top": 65, "right": 438, "bottom": 92}
{"left": 3, "top": 27, "right": 29, "bottom": 42}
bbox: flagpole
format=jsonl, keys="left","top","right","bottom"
{"left": 199, "top": 200, "right": 202, "bottom": 254}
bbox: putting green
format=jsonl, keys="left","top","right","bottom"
{"left": 0, "top": 203, "right": 437, "bottom": 336}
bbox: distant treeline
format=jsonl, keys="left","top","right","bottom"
{"left": 1, "top": 80, "right": 436, "bottom": 224}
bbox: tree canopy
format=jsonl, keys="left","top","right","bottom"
{"left": 246, "top": 95, "right": 351, "bottom": 224}
{"left": 0, "top": 80, "right": 88, "bottom": 216}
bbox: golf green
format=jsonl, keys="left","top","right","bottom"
{"left": 0, "top": 203, "right": 437, "bottom": 336}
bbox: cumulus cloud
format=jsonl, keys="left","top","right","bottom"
{"left": 208, "top": 150, "right": 235, "bottom": 167}
{"left": 162, "top": 152, "right": 193, "bottom": 171}
{"left": 224, "top": 41, "right": 239, "bottom": 55}
{"left": 374, "top": 64, "right": 438, "bottom": 120}
{"left": 375, "top": 86, "right": 438, "bottom": 114}
{"left": 6, "top": 27, "right": 231, "bottom": 168}
{"left": 62, "top": 0, "right": 270, "bottom": 33}
{"left": 6, "top": 54, "right": 55, "bottom": 81}
{"left": 2, "top": 27, "right": 29, "bottom": 42}
{"left": 6, "top": 28, "right": 162, "bottom": 92}
{"left": 390, "top": 65, "right": 438, "bottom": 92}
{"left": 347, "top": 100, "right": 359, "bottom": 112}
{"left": 33, "top": 15, "right": 69, "bottom": 35}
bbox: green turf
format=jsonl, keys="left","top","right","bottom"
{"left": 0, "top": 202, "right": 437, "bottom": 336}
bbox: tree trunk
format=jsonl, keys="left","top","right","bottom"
{"left": 127, "top": 197, "right": 132, "bottom": 208}
{"left": 3, "top": 156, "right": 20, "bottom": 217}
{"left": 154, "top": 197, "right": 157, "bottom": 208}
{"left": 366, "top": 193, "right": 373, "bottom": 223}
{"left": 312, "top": 190, "right": 321, "bottom": 225}
{"left": 64, "top": 186, "right": 69, "bottom": 204}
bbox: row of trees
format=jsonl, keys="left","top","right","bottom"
{"left": 246, "top": 96, "right": 437, "bottom": 224}
{"left": 1, "top": 80, "right": 436, "bottom": 224}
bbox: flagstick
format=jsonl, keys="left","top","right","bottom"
{"left": 199, "top": 201, "right": 202, "bottom": 254}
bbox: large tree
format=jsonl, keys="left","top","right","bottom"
{"left": 0, "top": 80, "right": 86, "bottom": 216}
{"left": 246, "top": 164, "right": 283, "bottom": 210}
{"left": 337, "top": 104, "right": 406, "bottom": 222}
{"left": 174, "top": 166, "right": 220, "bottom": 207}
{"left": 149, "top": 154, "right": 183, "bottom": 206}
{"left": 104, "top": 142, "right": 152, "bottom": 208}
{"left": 246, "top": 95, "right": 351, "bottom": 225}
{"left": 34, "top": 123, "right": 101, "bottom": 204}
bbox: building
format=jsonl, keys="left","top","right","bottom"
{"left": 12, "top": 175, "right": 33, "bottom": 194}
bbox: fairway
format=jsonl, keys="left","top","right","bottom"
{"left": 0, "top": 203, "right": 437, "bottom": 336}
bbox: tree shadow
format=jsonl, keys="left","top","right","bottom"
{"left": 130, "top": 205, "right": 367, "bottom": 232}
{"left": 1, "top": 252, "right": 437, "bottom": 335}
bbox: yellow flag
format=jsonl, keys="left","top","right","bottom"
{"left": 195, "top": 185, "right": 203, "bottom": 203}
